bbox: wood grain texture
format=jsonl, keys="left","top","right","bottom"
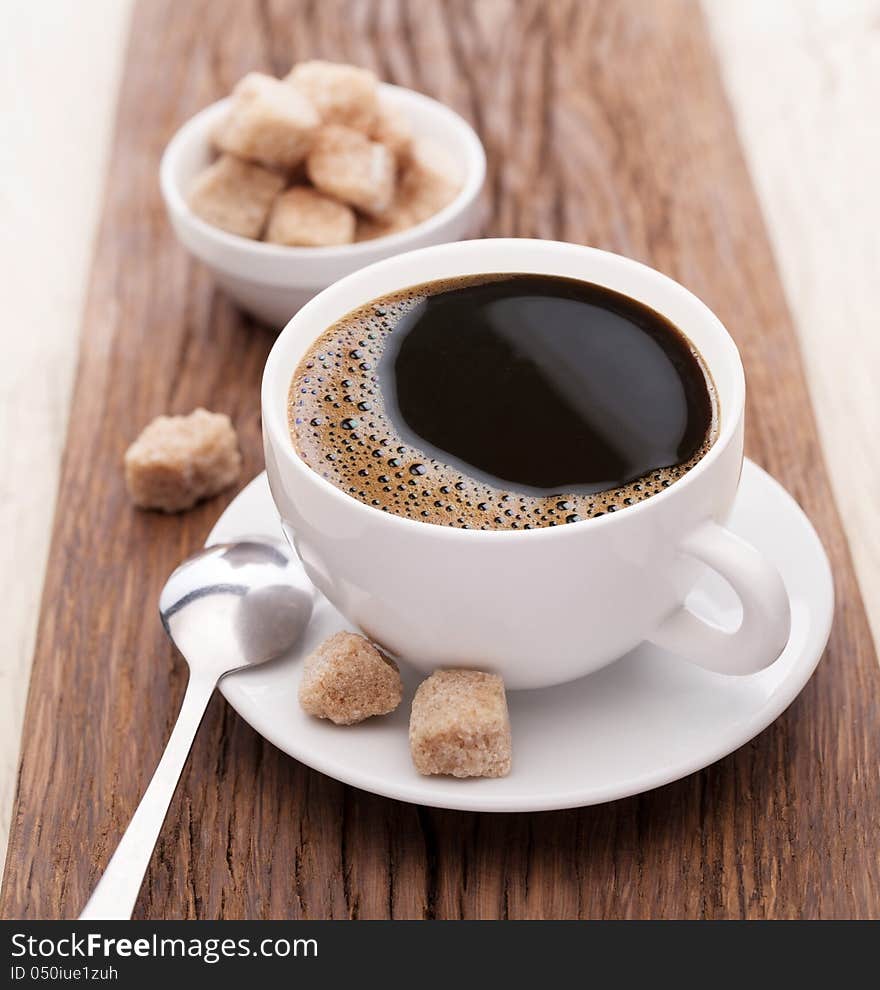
{"left": 2, "top": 0, "right": 879, "bottom": 919}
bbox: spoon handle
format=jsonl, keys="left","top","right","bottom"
{"left": 79, "top": 670, "right": 216, "bottom": 920}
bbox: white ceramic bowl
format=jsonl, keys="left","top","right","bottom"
{"left": 159, "top": 83, "right": 486, "bottom": 327}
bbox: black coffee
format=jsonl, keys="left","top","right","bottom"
{"left": 289, "top": 274, "right": 718, "bottom": 529}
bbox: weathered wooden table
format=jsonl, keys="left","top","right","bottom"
{"left": 2, "top": 0, "right": 878, "bottom": 919}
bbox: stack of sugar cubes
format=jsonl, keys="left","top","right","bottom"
{"left": 188, "top": 61, "right": 463, "bottom": 247}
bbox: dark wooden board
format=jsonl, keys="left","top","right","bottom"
{"left": 3, "top": 0, "right": 879, "bottom": 919}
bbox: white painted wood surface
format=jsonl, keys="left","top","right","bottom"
{"left": 705, "top": 0, "right": 880, "bottom": 641}
{"left": 0, "top": 0, "right": 134, "bottom": 869}
{"left": 0, "top": 0, "right": 877, "bottom": 874}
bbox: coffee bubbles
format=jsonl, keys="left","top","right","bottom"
{"left": 289, "top": 275, "right": 718, "bottom": 530}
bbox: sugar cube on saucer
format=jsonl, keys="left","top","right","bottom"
{"left": 409, "top": 670, "right": 512, "bottom": 778}
{"left": 299, "top": 632, "right": 403, "bottom": 725}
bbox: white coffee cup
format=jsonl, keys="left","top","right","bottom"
{"left": 262, "top": 239, "right": 791, "bottom": 689}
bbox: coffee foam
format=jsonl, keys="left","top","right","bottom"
{"left": 288, "top": 277, "right": 718, "bottom": 530}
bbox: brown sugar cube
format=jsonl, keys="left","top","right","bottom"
{"left": 188, "top": 154, "right": 285, "bottom": 238}
{"left": 286, "top": 60, "right": 379, "bottom": 132}
{"left": 299, "top": 632, "right": 402, "bottom": 725}
{"left": 265, "top": 186, "right": 356, "bottom": 247}
{"left": 215, "top": 72, "right": 320, "bottom": 169}
{"left": 370, "top": 101, "right": 413, "bottom": 160}
{"left": 355, "top": 209, "right": 413, "bottom": 242}
{"left": 306, "top": 125, "right": 396, "bottom": 217}
{"left": 398, "top": 136, "right": 462, "bottom": 223}
{"left": 409, "top": 670, "right": 512, "bottom": 778}
{"left": 124, "top": 408, "right": 241, "bottom": 513}
{"left": 355, "top": 137, "right": 463, "bottom": 240}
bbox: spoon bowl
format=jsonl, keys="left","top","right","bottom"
{"left": 160, "top": 538, "right": 314, "bottom": 675}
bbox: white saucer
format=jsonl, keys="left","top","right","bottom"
{"left": 209, "top": 459, "right": 832, "bottom": 813}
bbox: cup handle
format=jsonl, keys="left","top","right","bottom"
{"left": 647, "top": 520, "right": 791, "bottom": 675}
